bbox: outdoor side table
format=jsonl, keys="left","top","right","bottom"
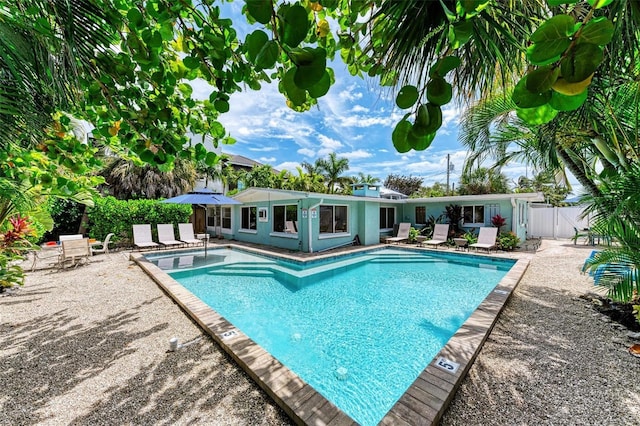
{"left": 453, "top": 238, "right": 469, "bottom": 251}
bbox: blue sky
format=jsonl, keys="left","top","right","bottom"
{"left": 189, "top": 2, "right": 535, "bottom": 191}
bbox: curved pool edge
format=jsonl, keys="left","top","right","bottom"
{"left": 131, "top": 245, "right": 530, "bottom": 426}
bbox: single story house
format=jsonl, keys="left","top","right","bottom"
{"left": 205, "top": 186, "right": 544, "bottom": 253}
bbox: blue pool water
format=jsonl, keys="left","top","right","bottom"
{"left": 147, "top": 248, "right": 513, "bottom": 425}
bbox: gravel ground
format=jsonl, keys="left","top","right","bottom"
{"left": 1, "top": 239, "right": 639, "bottom": 425}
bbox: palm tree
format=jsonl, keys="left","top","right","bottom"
{"left": 353, "top": 172, "right": 381, "bottom": 185}
{"left": 581, "top": 164, "right": 640, "bottom": 302}
{"left": 100, "top": 158, "right": 197, "bottom": 200}
{"left": 239, "top": 164, "right": 276, "bottom": 189}
{"left": 196, "top": 154, "right": 235, "bottom": 193}
{"left": 288, "top": 167, "right": 325, "bottom": 192}
{"left": 458, "top": 167, "right": 510, "bottom": 195}
{"left": 318, "top": 153, "right": 350, "bottom": 194}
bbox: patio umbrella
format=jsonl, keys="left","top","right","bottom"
{"left": 160, "top": 188, "right": 241, "bottom": 206}
{"left": 161, "top": 189, "right": 241, "bottom": 238}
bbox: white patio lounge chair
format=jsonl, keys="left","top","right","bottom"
{"left": 470, "top": 227, "right": 499, "bottom": 252}
{"left": 178, "top": 223, "right": 202, "bottom": 246}
{"left": 132, "top": 224, "right": 160, "bottom": 250}
{"left": 285, "top": 220, "right": 297, "bottom": 233}
{"left": 91, "top": 233, "right": 114, "bottom": 255}
{"left": 385, "top": 222, "right": 411, "bottom": 244}
{"left": 420, "top": 224, "right": 450, "bottom": 249}
{"left": 157, "top": 224, "right": 183, "bottom": 248}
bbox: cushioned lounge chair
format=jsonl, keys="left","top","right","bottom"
{"left": 157, "top": 224, "right": 183, "bottom": 248}
{"left": 132, "top": 224, "right": 160, "bottom": 250}
{"left": 469, "top": 227, "right": 498, "bottom": 252}
{"left": 385, "top": 222, "right": 411, "bottom": 244}
{"left": 178, "top": 223, "right": 202, "bottom": 246}
{"left": 420, "top": 224, "right": 449, "bottom": 249}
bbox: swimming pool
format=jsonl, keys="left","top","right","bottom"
{"left": 146, "top": 247, "right": 514, "bottom": 425}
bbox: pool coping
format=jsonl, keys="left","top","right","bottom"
{"left": 131, "top": 244, "right": 530, "bottom": 425}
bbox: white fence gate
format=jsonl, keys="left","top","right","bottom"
{"left": 528, "top": 206, "right": 592, "bottom": 239}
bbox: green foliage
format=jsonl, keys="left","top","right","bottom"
{"left": 459, "top": 167, "right": 510, "bottom": 195}
{"left": 443, "top": 204, "right": 463, "bottom": 235}
{"left": 86, "top": 197, "right": 192, "bottom": 246}
{"left": 408, "top": 227, "right": 420, "bottom": 243}
{"left": 497, "top": 231, "right": 520, "bottom": 251}
{"left": 0, "top": 216, "right": 36, "bottom": 290}
{"left": 462, "top": 230, "right": 478, "bottom": 244}
{"left": 513, "top": 2, "right": 615, "bottom": 124}
{"left": 41, "top": 198, "right": 85, "bottom": 242}
{"left": 383, "top": 174, "right": 423, "bottom": 197}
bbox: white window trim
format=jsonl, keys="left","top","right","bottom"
{"left": 462, "top": 205, "right": 485, "bottom": 227}
{"left": 238, "top": 229, "right": 258, "bottom": 234}
{"left": 379, "top": 206, "right": 395, "bottom": 231}
{"left": 241, "top": 206, "right": 258, "bottom": 231}
{"left": 272, "top": 204, "right": 298, "bottom": 234}
{"left": 319, "top": 204, "right": 350, "bottom": 235}
{"left": 269, "top": 232, "right": 299, "bottom": 239}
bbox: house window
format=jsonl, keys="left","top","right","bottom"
{"left": 319, "top": 205, "right": 348, "bottom": 234}
{"left": 207, "top": 208, "right": 217, "bottom": 227}
{"left": 241, "top": 206, "right": 257, "bottom": 230}
{"left": 273, "top": 205, "right": 298, "bottom": 233}
{"left": 379, "top": 207, "right": 395, "bottom": 229}
{"left": 221, "top": 207, "right": 231, "bottom": 229}
{"left": 462, "top": 205, "right": 485, "bottom": 225}
{"left": 415, "top": 206, "right": 426, "bottom": 225}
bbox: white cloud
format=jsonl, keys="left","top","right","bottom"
{"left": 275, "top": 161, "right": 301, "bottom": 173}
{"left": 248, "top": 146, "right": 278, "bottom": 152}
{"left": 341, "top": 149, "right": 373, "bottom": 160}
{"left": 351, "top": 105, "right": 369, "bottom": 113}
{"left": 260, "top": 157, "right": 276, "bottom": 163}
{"left": 338, "top": 84, "right": 364, "bottom": 102}
{"left": 297, "top": 148, "right": 316, "bottom": 157}
{"left": 318, "top": 134, "right": 343, "bottom": 150}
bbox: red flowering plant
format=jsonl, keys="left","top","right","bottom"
{"left": 491, "top": 214, "right": 507, "bottom": 232}
{"left": 0, "top": 215, "right": 36, "bottom": 291}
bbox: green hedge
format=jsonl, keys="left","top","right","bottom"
{"left": 87, "top": 196, "right": 192, "bottom": 247}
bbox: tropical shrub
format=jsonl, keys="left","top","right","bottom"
{"left": 462, "top": 231, "right": 478, "bottom": 245}
{"left": 408, "top": 227, "right": 420, "bottom": 243}
{"left": 87, "top": 197, "right": 192, "bottom": 247}
{"left": 498, "top": 232, "right": 520, "bottom": 251}
{"left": 0, "top": 216, "right": 36, "bottom": 290}
{"left": 491, "top": 214, "right": 506, "bottom": 232}
{"left": 41, "top": 198, "right": 85, "bottom": 242}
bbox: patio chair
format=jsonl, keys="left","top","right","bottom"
{"left": 59, "top": 238, "right": 91, "bottom": 269}
{"left": 469, "top": 227, "right": 499, "bottom": 252}
{"left": 91, "top": 233, "right": 114, "bottom": 255}
{"left": 285, "top": 220, "right": 297, "bottom": 233}
{"left": 420, "top": 224, "right": 449, "bottom": 249}
{"left": 157, "top": 224, "right": 183, "bottom": 248}
{"left": 385, "top": 222, "right": 411, "bottom": 244}
{"left": 178, "top": 223, "right": 202, "bottom": 246}
{"left": 132, "top": 224, "right": 160, "bottom": 250}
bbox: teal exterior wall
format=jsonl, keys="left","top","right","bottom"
{"left": 227, "top": 189, "right": 539, "bottom": 252}
{"left": 406, "top": 199, "right": 516, "bottom": 235}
